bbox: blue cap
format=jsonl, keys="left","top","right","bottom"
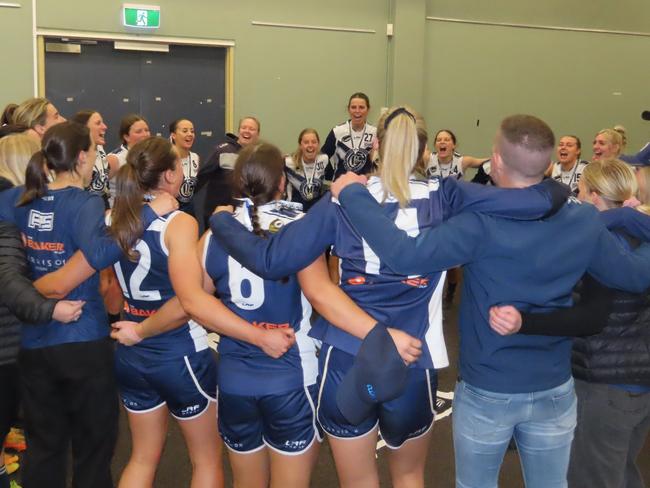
{"left": 336, "top": 322, "right": 408, "bottom": 425}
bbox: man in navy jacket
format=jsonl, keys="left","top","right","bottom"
{"left": 332, "top": 114, "right": 650, "bottom": 488}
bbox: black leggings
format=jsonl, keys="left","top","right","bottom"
{"left": 0, "top": 362, "right": 19, "bottom": 444}
{"left": 19, "top": 338, "right": 118, "bottom": 488}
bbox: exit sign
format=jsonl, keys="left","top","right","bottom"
{"left": 123, "top": 4, "right": 160, "bottom": 28}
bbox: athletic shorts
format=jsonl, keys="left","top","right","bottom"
{"left": 115, "top": 347, "right": 217, "bottom": 420}
{"left": 218, "top": 384, "right": 322, "bottom": 455}
{"left": 317, "top": 344, "right": 437, "bottom": 448}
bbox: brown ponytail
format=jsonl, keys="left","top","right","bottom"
{"left": 110, "top": 136, "right": 177, "bottom": 260}
{"left": 233, "top": 142, "right": 285, "bottom": 238}
{"left": 18, "top": 121, "right": 90, "bottom": 206}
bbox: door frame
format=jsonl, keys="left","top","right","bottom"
{"left": 37, "top": 29, "right": 235, "bottom": 132}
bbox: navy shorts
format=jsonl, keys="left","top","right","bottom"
{"left": 115, "top": 346, "right": 217, "bottom": 420}
{"left": 317, "top": 345, "right": 437, "bottom": 448}
{"left": 218, "top": 384, "right": 322, "bottom": 455}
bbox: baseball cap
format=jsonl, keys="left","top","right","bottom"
{"left": 336, "top": 322, "right": 409, "bottom": 425}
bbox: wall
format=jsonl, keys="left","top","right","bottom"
{"left": 424, "top": 0, "right": 650, "bottom": 157}
{"left": 0, "top": 1, "right": 34, "bottom": 108}
{"left": 6, "top": 0, "right": 390, "bottom": 152}
{"left": 2, "top": 1, "right": 649, "bottom": 157}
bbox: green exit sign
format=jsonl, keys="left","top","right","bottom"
{"left": 123, "top": 4, "right": 160, "bottom": 28}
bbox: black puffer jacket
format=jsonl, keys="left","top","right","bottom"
{"left": 0, "top": 180, "right": 58, "bottom": 366}
{"left": 571, "top": 264, "right": 650, "bottom": 385}
{"left": 193, "top": 133, "right": 241, "bottom": 234}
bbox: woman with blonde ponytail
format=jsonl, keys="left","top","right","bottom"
{"left": 209, "top": 105, "right": 569, "bottom": 487}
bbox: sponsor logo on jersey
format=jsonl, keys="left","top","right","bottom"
{"left": 22, "top": 235, "right": 65, "bottom": 253}
{"left": 123, "top": 302, "right": 157, "bottom": 317}
{"left": 251, "top": 321, "right": 290, "bottom": 330}
{"left": 347, "top": 276, "right": 367, "bottom": 286}
{"left": 401, "top": 277, "right": 429, "bottom": 288}
{"left": 27, "top": 210, "right": 54, "bottom": 231}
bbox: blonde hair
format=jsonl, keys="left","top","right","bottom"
{"left": 596, "top": 128, "right": 623, "bottom": 157}
{"left": 613, "top": 125, "right": 627, "bottom": 151}
{"left": 12, "top": 98, "right": 50, "bottom": 129}
{"left": 0, "top": 133, "right": 40, "bottom": 185}
{"left": 376, "top": 106, "right": 426, "bottom": 207}
{"left": 581, "top": 158, "right": 636, "bottom": 208}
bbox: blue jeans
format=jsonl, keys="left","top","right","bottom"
{"left": 453, "top": 378, "right": 576, "bottom": 488}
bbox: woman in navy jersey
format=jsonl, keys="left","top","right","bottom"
{"left": 209, "top": 107, "right": 568, "bottom": 487}
{"left": 109, "top": 137, "right": 223, "bottom": 488}
{"left": 285, "top": 128, "right": 329, "bottom": 211}
{"left": 107, "top": 137, "right": 298, "bottom": 487}
{"left": 200, "top": 142, "right": 329, "bottom": 487}
{"left": 169, "top": 118, "right": 200, "bottom": 212}
{"left": 322, "top": 92, "right": 377, "bottom": 182}
{"left": 0, "top": 122, "right": 119, "bottom": 488}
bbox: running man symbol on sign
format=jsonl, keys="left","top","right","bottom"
{"left": 136, "top": 10, "right": 148, "bottom": 26}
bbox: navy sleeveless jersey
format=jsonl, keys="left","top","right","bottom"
{"left": 203, "top": 200, "right": 317, "bottom": 396}
{"left": 112, "top": 210, "right": 208, "bottom": 356}
{"left": 0, "top": 186, "right": 110, "bottom": 348}
{"left": 310, "top": 176, "right": 450, "bottom": 370}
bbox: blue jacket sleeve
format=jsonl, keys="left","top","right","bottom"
{"left": 73, "top": 196, "right": 120, "bottom": 270}
{"left": 600, "top": 207, "right": 650, "bottom": 242}
{"left": 620, "top": 142, "right": 650, "bottom": 166}
{"left": 587, "top": 227, "right": 650, "bottom": 293}
{"left": 440, "top": 177, "right": 570, "bottom": 221}
{"left": 76, "top": 200, "right": 160, "bottom": 270}
{"left": 209, "top": 196, "right": 338, "bottom": 280}
{"left": 338, "top": 184, "right": 483, "bottom": 276}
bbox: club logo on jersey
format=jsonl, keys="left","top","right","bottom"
{"left": 89, "top": 166, "right": 109, "bottom": 193}
{"left": 344, "top": 149, "right": 368, "bottom": 172}
{"left": 401, "top": 277, "right": 429, "bottom": 288}
{"left": 178, "top": 176, "right": 197, "bottom": 203}
{"left": 268, "top": 218, "right": 285, "bottom": 234}
{"left": 426, "top": 165, "right": 439, "bottom": 178}
{"left": 27, "top": 210, "right": 54, "bottom": 231}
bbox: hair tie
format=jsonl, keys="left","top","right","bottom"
{"left": 385, "top": 107, "right": 415, "bottom": 128}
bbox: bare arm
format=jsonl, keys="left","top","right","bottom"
{"left": 167, "top": 217, "right": 294, "bottom": 357}
{"left": 33, "top": 251, "right": 95, "bottom": 299}
{"left": 461, "top": 155, "right": 489, "bottom": 171}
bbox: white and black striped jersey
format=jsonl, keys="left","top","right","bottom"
{"left": 178, "top": 151, "right": 200, "bottom": 204}
{"left": 88, "top": 145, "right": 110, "bottom": 199}
{"left": 426, "top": 152, "right": 464, "bottom": 179}
{"left": 551, "top": 160, "right": 589, "bottom": 196}
{"left": 322, "top": 121, "right": 377, "bottom": 181}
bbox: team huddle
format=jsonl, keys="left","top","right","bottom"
{"left": 0, "top": 93, "right": 650, "bottom": 488}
